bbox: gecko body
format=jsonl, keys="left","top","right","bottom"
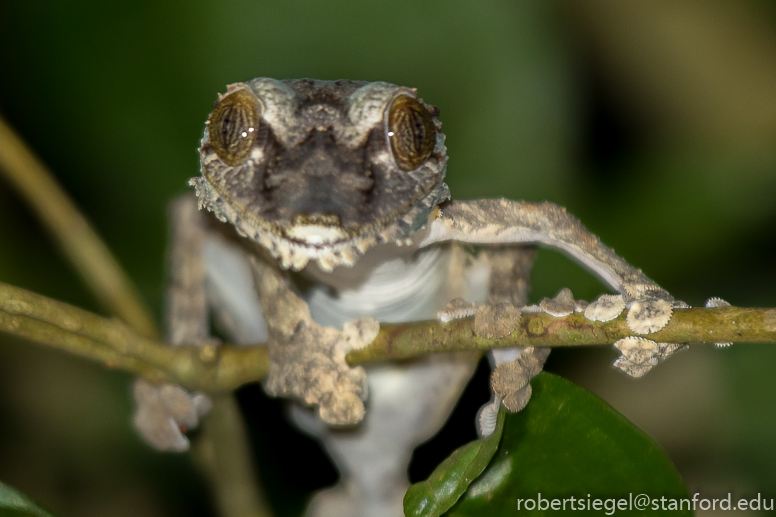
{"left": 133, "top": 78, "right": 686, "bottom": 517}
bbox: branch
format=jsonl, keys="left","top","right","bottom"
{"left": 347, "top": 303, "right": 776, "bottom": 363}
{"left": 0, "top": 281, "right": 267, "bottom": 392}
{"left": 193, "top": 395, "right": 274, "bottom": 517}
{"left": 1, "top": 280, "right": 774, "bottom": 392}
{"left": 0, "top": 113, "right": 159, "bottom": 338}
{"left": 0, "top": 115, "right": 276, "bottom": 517}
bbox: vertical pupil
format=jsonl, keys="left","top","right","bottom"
{"left": 221, "top": 107, "right": 246, "bottom": 149}
{"left": 412, "top": 112, "right": 424, "bottom": 152}
{"left": 388, "top": 96, "right": 435, "bottom": 170}
{"left": 208, "top": 90, "right": 259, "bottom": 166}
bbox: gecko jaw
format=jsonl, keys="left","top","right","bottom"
{"left": 191, "top": 175, "right": 450, "bottom": 271}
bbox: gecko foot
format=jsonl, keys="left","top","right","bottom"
{"left": 264, "top": 316, "right": 379, "bottom": 426}
{"left": 252, "top": 257, "right": 379, "bottom": 426}
{"left": 532, "top": 288, "right": 589, "bottom": 317}
{"left": 626, "top": 297, "right": 673, "bottom": 334}
{"left": 584, "top": 294, "right": 626, "bottom": 322}
{"left": 539, "top": 288, "right": 577, "bottom": 317}
{"left": 473, "top": 302, "right": 521, "bottom": 339}
{"left": 612, "top": 337, "right": 685, "bottom": 378}
{"left": 438, "top": 298, "right": 522, "bottom": 340}
{"left": 132, "top": 379, "right": 212, "bottom": 451}
{"left": 477, "top": 346, "right": 549, "bottom": 437}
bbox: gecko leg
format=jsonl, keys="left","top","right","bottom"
{"left": 481, "top": 248, "right": 548, "bottom": 434}
{"left": 422, "top": 199, "right": 687, "bottom": 377}
{"left": 439, "top": 247, "right": 551, "bottom": 436}
{"left": 249, "top": 257, "right": 378, "bottom": 425}
{"left": 132, "top": 196, "right": 212, "bottom": 451}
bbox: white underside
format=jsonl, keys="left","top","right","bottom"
{"left": 201, "top": 236, "right": 489, "bottom": 517}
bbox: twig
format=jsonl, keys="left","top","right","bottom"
{"left": 0, "top": 113, "right": 159, "bottom": 338}
{"left": 194, "top": 395, "right": 274, "bottom": 517}
{"left": 1, "top": 280, "right": 774, "bottom": 392}
{"left": 0, "top": 116, "right": 272, "bottom": 517}
{"left": 0, "top": 281, "right": 267, "bottom": 392}
{"left": 347, "top": 304, "right": 776, "bottom": 363}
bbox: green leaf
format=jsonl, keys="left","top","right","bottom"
{"left": 447, "top": 372, "right": 691, "bottom": 516}
{"left": 0, "top": 482, "right": 55, "bottom": 517}
{"left": 404, "top": 405, "right": 506, "bottom": 517}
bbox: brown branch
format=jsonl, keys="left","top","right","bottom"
{"left": 0, "top": 113, "right": 159, "bottom": 338}
{"left": 193, "top": 395, "right": 274, "bottom": 517}
{"left": 1, "top": 280, "right": 774, "bottom": 393}
{"left": 0, "top": 281, "right": 267, "bottom": 392}
{"left": 0, "top": 115, "right": 275, "bottom": 517}
{"left": 347, "top": 304, "right": 776, "bottom": 363}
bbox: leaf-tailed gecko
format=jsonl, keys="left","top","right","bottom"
{"left": 132, "top": 78, "right": 688, "bottom": 517}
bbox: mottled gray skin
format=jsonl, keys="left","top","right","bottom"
{"left": 193, "top": 78, "right": 449, "bottom": 271}
{"left": 133, "top": 78, "right": 689, "bottom": 517}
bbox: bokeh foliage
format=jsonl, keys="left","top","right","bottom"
{"left": 2, "top": 0, "right": 776, "bottom": 515}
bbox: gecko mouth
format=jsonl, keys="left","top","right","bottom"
{"left": 192, "top": 172, "right": 449, "bottom": 271}
{"left": 284, "top": 215, "right": 350, "bottom": 245}
{"left": 194, "top": 78, "right": 449, "bottom": 270}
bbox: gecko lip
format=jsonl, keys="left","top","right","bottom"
{"left": 191, "top": 172, "right": 450, "bottom": 271}
{"left": 284, "top": 220, "right": 349, "bottom": 245}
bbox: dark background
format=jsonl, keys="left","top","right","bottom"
{"left": 2, "top": 1, "right": 776, "bottom": 515}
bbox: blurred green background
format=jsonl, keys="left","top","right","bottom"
{"left": 2, "top": 0, "right": 776, "bottom": 515}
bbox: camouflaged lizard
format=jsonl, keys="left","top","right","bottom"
{"left": 132, "top": 78, "right": 692, "bottom": 517}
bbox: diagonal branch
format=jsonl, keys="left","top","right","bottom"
{"left": 0, "top": 114, "right": 275, "bottom": 517}
{"left": 0, "top": 112, "right": 281, "bottom": 517}
{"left": 0, "top": 113, "right": 159, "bottom": 338}
{"left": 1, "top": 281, "right": 773, "bottom": 393}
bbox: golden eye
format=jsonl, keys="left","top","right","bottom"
{"left": 387, "top": 95, "right": 436, "bottom": 171}
{"left": 208, "top": 89, "right": 260, "bottom": 166}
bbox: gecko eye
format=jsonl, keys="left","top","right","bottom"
{"left": 387, "top": 95, "right": 436, "bottom": 171}
{"left": 208, "top": 89, "right": 260, "bottom": 166}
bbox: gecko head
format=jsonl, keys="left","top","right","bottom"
{"left": 192, "top": 78, "right": 449, "bottom": 271}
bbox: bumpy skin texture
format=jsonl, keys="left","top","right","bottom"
{"left": 194, "top": 78, "right": 457, "bottom": 425}
{"left": 250, "top": 257, "right": 379, "bottom": 424}
{"left": 422, "top": 200, "right": 666, "bottom": 301}
{"left": 136, "top": 79, "right": 686, "bottom": 456}
{"left": 127, "top": 78, "right": 695, "bottom": 517}
{"left": 193, "top": 78, "right": 449, "bottom": 272}
{"left": 421, "top": 198, "right": 687, "bottom": 376}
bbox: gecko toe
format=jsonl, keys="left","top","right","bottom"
{"left": 706, "top": 297, "right": 733, "bottom": 346}
{"left": 437, "top": 298, "right": 478, "bottom": 323}
{"left": 626, "top": 298, "right": 672, "bottom": 334}
{"left": 584, "top": 294, "right": 626, "bottom": 322}
{"left": 539, "top": 287, "right": 576, "bottom": 317}
{"left": 613, "top": 337, "right": 686, "bottom": 377}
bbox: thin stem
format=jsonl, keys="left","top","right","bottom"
{"left": 0, "top": 281, "right": 267, "bottom": 392}
{"left": 347, "top": 304, "right": 776, "bottom": 363}
{"left": 0, "top": 116, "right": 273, "bottom": 517}
{"left": 2, "top": 280, "right": 775, "bottom": 392}
{"left": 194, "top": 395, "right": 274, "bottom": 517}
{"left": 0, "top": 113, "right": 159, "bottom": 338}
